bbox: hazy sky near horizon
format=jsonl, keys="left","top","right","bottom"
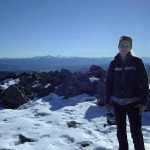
{"left": 0, "top": 0, "right": 150, "bottom": 58}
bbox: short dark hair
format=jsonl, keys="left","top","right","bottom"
{"left": 118, "top": 35, "right": 132, "bottom": 49}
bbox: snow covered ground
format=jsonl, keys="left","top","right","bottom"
{"left": 0, "top": 93, "right": 150, "bottom": 150}
{"left": 0, "top": 79, "right": 150, "bottom": 150}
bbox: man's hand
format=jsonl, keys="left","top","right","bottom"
{"left": 105, "top": 104, "right": 111, "bottom": 113}
{"left": 135, "top": 104, "right": 147, "bottom": 115}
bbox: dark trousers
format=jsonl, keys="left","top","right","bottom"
{"left": 112, "top": 101, "right": 145, "bottom": 150}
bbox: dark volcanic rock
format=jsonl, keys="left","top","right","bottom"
{"left": 94, "top": 78, "right": 106, "bottom": 105}
{"left": 3, "top": 85, "right": 29, "bottom": 108}
{"left": 87, "top": 65, "right": 107, "bottom": 79}
{"left": 55, "top": 85, "right": 78, "bottom": 98}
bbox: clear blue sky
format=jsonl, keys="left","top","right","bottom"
{"left": 0, "top": 0, "right": 150, "bottom": 58}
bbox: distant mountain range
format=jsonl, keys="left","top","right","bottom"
{"left": 0, "top": 55, "right": 150, "bottom": 72}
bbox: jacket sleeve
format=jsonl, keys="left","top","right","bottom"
{"left": 138, "top": 59, "right": 149, "bottom": 105}
{"left": 105, "top": 60, "right": 115, "bottom": 104}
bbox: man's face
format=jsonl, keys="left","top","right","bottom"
{"left": 118, "top": 40, "right": 131, "bottom": 56}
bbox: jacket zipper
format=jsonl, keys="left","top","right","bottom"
{"left": 121, "top": 62, "right": 125, "bottom": 104}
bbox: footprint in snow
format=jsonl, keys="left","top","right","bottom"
{"left": 59, "top": 135, "right": 74, "bottom": 144}
{"left": 35, "top": 112, "right": 51, "bottom": 117}
{"left": 40, "top": 134, "right": 51, "bottom": 138}
{"left": 33, "top": 123, "right": 40, "bottom": 126}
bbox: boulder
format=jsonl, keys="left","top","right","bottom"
{"left": 0, "top": 85, "right": 4, "bottom": 99}
{"left": 3, "top": 85, "right": 28, "bottom": 108}
{"left": 89, "top": 65, "right": 103, "bottom": 72}
{"left": 55, "top": 85, "right": 79, "bottom": 98}
{"left": 38, "top": 85, "right": 55, "bottom": 97}
{"left": 94, "top": 78, "right": 106, "bottom": 105}
{"left": 32, "top": 83, "right": 55, "bottom": 97}
{"left": 19, "top": 73, "right": 36, "bottom": 86}
{"left": 38, "top": 72, "right": 53, "bottom": 85}
{"left": 74, "top": 73, "right": 94, "bottom": 95}
{"left": 57, "top": 69, "right": 74, "bottom": 86}
{"left": 87, "top": 65, "right": 107, "bottom": 79}
{"left": 0, "top": 72, "right": 21, "bottom": 82}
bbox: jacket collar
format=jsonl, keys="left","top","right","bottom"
{"left": 114, "top": 51, "right": 132, "bottom": 60}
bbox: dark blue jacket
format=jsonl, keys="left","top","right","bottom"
{"left": 105, "top": 52, "right": 149, "bottom": 105}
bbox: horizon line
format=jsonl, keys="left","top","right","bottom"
{"left": 0, "top": 55, "right": 150, "bottom": 59}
